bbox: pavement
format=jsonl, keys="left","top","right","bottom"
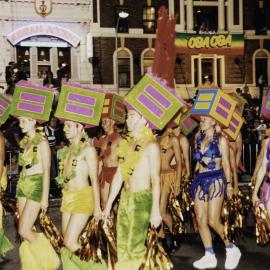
{"left": 1, "top": 200, "right": 270, "bottom": 270}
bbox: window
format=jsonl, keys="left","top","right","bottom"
{"left": 194, "top": 6, "right": 218, "bottom": 33}
{"left": 233, "top": 0, "right": 240, "bottom": 25}
{"left": 192, "top": 55, "right": 224, "bottom": 87}
{"left": 16, "top": 46, "right": 30, "bottom": 78}
{"left": 38, "top": 47, "right": 50, "bottom": 62}
{"left": 253, "top": 50, "right": 269, "bottom": 86}
{"left": 254, "top": 1, "right": 267, "bottom": 35}
{"left": 143, "top": 6, "right": 156, "bottom": 33}
{"left": 141, "top": 49, "right": 154, "bottom": 75}
{"left": 115, "top": 48, "right": 133, "bottom": 89}
{"left": 37, "top": 47, "right": 50, "bottom": 79}
{"left": 57, "top": 48, "right": 71, "bottom": 79}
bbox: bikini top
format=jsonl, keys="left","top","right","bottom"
{"left": 193, "top": 131, "right": 221, "bottom": 170}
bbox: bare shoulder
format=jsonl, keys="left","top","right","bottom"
{"left": 145, "top": 140, "right": 160, "bottom": 154}
{"left": 84, "top": 143, "right": 97, "bottom": 155}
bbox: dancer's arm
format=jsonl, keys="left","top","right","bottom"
{"left": 172, "top": 136, "right": 182, "bottom": 195}
{"left": 103, "top": 167, "right": 123, "bottom": 218}
{"left": 180, "top": 136, "right": 190, "bottom": 178}
{"left": 85, "top": 145, "right": 101, "bottom": 216}
{"left": 252, "top": 140, "right": 268, "bottom": 205}
{"left": 148, "top": 141, "right": 162, "bottom": 228}
{"left": 40, "top": 139, "right": 51, "bottom": 212}
{"left": 220, "top": 136, "right": 232, "bottom": 197}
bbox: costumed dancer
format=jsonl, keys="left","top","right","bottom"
{"left": 158, "top": 123, "right": 181, "bottom": 251}
{"left": 54, "top": 82, "right": 106, "bottom": 270}
{"left": 10, "top": 81, "right": 59, "bottom": 270}
{"left": 103, "top": 70, "right": 182, "bottom": 270}
{"left": 93, "top": 93, "right": 126, "bottom": 210}
{"left": 190, "top": 89, "right": 241, "bottom": 270}
{"left": 251, "top": 93, "right": 270, "bottom": 245}
{"left": 221, "top": 110, "right": 245, "bottom": 241}
{"left": 0, "top": 94, "right": 14, "bottom": 260}
{"left": 252, "top": 136, "right": 270, "bottom": 237}
{"left": 251, "top": 129, "right": 270, "bottom": 185}
{"left": 172, "top": 106, "right": 198, "bottom": 180}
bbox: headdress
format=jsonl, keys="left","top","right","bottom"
{"left": 124, "top": 70, "right": 185, "bottom": 130}
{"left": 223, "top": 111, "right": 243, "bottom": 141}
{"left": 102, "top": 92, "right": 126, "bottom": 124}
{"left": 10, "top": 80, "right": 54, "bottom": 122}
{"left": 261, "top": 87, "right": 270, "bottom": 119}
{"left": 191, "top": 88, "right": 237, "bottom": 127}
{"left": 55, "top": 82, "right": 105, "bottom": 126}
{"left": 0, "top": 94, "right": 11, "bottom": 124}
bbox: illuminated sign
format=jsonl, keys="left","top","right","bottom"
{"left": 7, "top": 24, "right": 81, "bottom": 47}
{"left": 175, "top": 33, "right": 244, "bottom": 55}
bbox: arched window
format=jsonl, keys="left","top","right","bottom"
{"left": 253, "top": 49, "right": 269, "bottom": 86}
{"left": 141, "top": 48, "right": 155, "bottom": 75}
{"left": 114, "top": 47, "right": 133, "bottom": 90}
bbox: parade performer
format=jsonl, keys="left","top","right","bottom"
{"left": 93, "top": 93, "right": 126, "bottom": 210}
{"left": 190, "top": 89, "right": 241, "bottom": 270}
{"left": 252, "top": 136, "right": 270, "bottom": 222}
{"left": 0, "top": 94, "right": 14, "bottom": 260}
{"left": 55, "top": 82, "right": 106, "bottom": 270}
{"left": 103, "top": 70, "right": 182, "bottom": 270}
{"left": 10, "top": 81, "right": 59, "bottom": 270}
{"left": 104, "top": 109, "right": 162, "bottom": 270}
{"left": 173, "top": 126, "right": 191, "bottom": 179}
{"left": 158, "top": 124, "right": 181, "bottom": 251}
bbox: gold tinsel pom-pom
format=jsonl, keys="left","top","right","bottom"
{"left": 39, "top": 212, "right": 64, "bottom": 252}
{"left": 253, "top": 203, "right": 270, "bottom": 245}
{"left": 102, "top": 216, "right": 117, "bottom": 268}
{"left": 76, "top": 219, "right": 103, "bottom": 262}
{"left": 222, "top": 192, "right": 246, "bottom": 242}
{"left": 168, "top": 178, "right": 192, "bottom": 234}
{"left": 0, "top": 188, "right": 17, "bottom": 213}
{"left": 139, "top": 227, "right": 173, "bottom": 270}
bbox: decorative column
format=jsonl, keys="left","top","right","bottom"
{"left": 198, "top": 58, "right": 202, "bottom": 85}
{"left": 50, "top": 47, "right": 58, "bottom": 76}
{"left": 186, "top": 0, "right": 194, "bottom": 32}
{"left": 30, "top": 47, "right": 38, "bottom": 80}
{"left": 218, "top": 0, "right": 225, "bottom": 32}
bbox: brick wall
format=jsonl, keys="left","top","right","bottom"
{"left": 93, "top": 37, "right": 148, "bottom": 84}
{"left": 225, "top": 55, "right": 245, "bottom": 84}
{"left": 175, "top": 54, "right": 191, "bottom": 85}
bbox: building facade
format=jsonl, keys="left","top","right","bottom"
{"left": 0, "top": 1, "right": 269, "bottom": 99}
{"left": 91, "top": 0, "right": 270, "bottom": 98}
{"left": 0, "top": 0, "right": 93, "bottom": 88}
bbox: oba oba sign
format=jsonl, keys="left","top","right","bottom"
{"left": 175, "top": 33, "right": 244, "bottom": 55}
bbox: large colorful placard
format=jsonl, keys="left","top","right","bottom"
{"left": 11, "top": 81, "right": 54, "bottom": 122}
{"left": 0, "top": 94, "right": 11, "bottom": 124}
{"left": 229, "top": 92, "right": 247, "bottom": 116}
{"left": 261, "top": 88, "right": 270, "bottom": 119}
{"left": 191, "top": 88, "right": 237, "bottom": 127}
{"left": 102, "top": 93, "right": 126, "bottom": 124}
{"left": 125, "top": 72, "right": 184, "bottom": 130}
{"left": 223, "top": 111, "right": 243, "bottom": 141}
{"left": 175, "top": 33, "right": 244, "bottom": 55}
{"left": 55, "top": 83, "right": 105, "bottom": 126}
{"left": 178, "top": 109, "right": 199, "bottom": 136}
